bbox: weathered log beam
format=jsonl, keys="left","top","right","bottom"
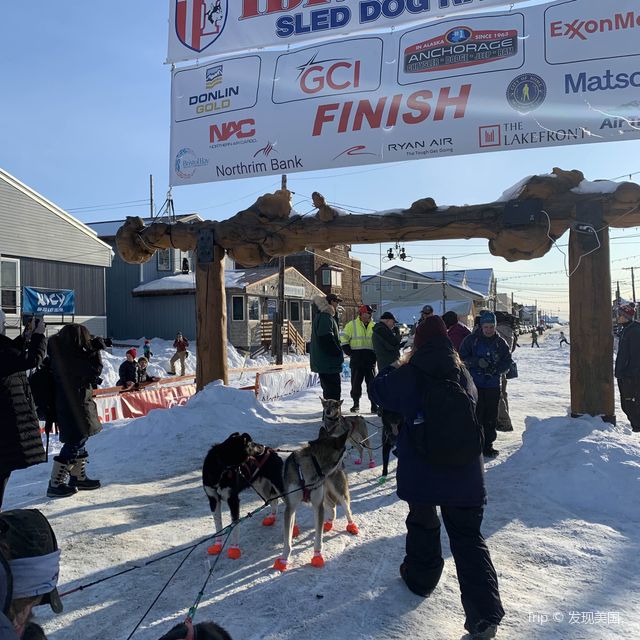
{"left": 116, "top": 168, "right": 640, "bottom": 267}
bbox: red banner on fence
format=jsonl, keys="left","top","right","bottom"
{"left": 118, "top": 384, "right": 197, "bottom": 419}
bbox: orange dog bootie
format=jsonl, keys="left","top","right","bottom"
{"left": 207, "top": 541, "right": 223, "bottom": 555}
{"left": 323, "top": 520, "right": 334, "bottom": 532}
{"left": 346, "top": 522, "right": 359, "bottom": 535}
{"left": 311, "top": 551, "right": 325, "bottom": 568}
{"left": 262, "top": 515, "right": 276, "bottom": 526}
{"left": 273, "top": 557, "right": 288, "bottom": 572}
{"left": 227, "top": 545, "right": 241, "bottom": 560}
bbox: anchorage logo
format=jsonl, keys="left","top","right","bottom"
{"left": 297, "top": 52, "right": 362, "bottom": 95}
{"left": 188, "top": 63, "right": 239, "bottom": 114}
{"left": 333, "top": 145, "right": 377, "bottom": 160}
{"left": 404, "top": 26, "right": 518, "bottom": 73}
{"left": 175, "top": 147, "right": 209, "bottom": 179}
{"left": 506, "top": 73, "right": 546, "bottom": 112}
{"left": 550, "top": 11, "right": 640, "bottom": 40}
{"left": 175, "top": 0, "right": 228, "bottom": 54}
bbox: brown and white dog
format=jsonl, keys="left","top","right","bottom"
{"left": 320, "top": 398, "right": 375, "bottom": 468}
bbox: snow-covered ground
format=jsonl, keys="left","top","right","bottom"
{"left": 98, "top": 339, "right": 308, "bottom": 388}
{"left": 4, "top": 326, "right": 640, "bottom": 640}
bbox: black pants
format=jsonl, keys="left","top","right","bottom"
{"left": 476, "top": 386, "right": 501, "bottom": 450}
{"left": 618, "top": 377, "right": 640, "bottom": 431}
{"left": 405, "top": 504, "right": 504, "bottom": 631}
{"left": 0, "top": 472, "right": 10, "bottom": 509}
{"left": 350, "top": 351, "right": 376, "bottom": 405}
{"left": 319, "top": 373, "right": 341, "bottom": 401}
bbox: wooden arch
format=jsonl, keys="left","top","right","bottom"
{"left": 116, "top": 168, "right": 640, "bottom": 422}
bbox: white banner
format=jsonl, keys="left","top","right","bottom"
{"left": 167, "top": 0, "right": 531, "bottom": 64}
{"left": 257, "top": 367, "right": 319, "bottom": 401}
{"left": 170, "top": 0, "right": 640, "bottom": 185}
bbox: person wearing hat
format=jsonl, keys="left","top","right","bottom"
{"left": 341, "top": 304, "right": 377, "bottom": 413}
{"left": 442, "top": 310, "right": 471, "bottom": 352}
{"left": 0, "top": 314, "right": 47, "bottom": 510}
{"left": 459, "top": 310, "right": 512, "bottom": 458}
{"left": 117, "top": 349, "right": 139, "bottom": 390}
{"left": 370, "top": 315, "right": 504, "bottom": 638}
{"left": 47, "top": 324, "right": 103, "bottom": 498}
{"left": 372, "top": 312, "right": 402, "bottom": 370}
{"left": 0, "top": 509, "right": 63, "bottom": 638}
{"left": 310, "top": 294, "right": 344, "bottom": 401}
{"left": 142, "top": 339, "right": 153, "bottom": 361}
{"left": 615, "top": 303, "right": 640, "bottom": 432}
{"left": 168, "top": 332, "right": 189, "bottom": 376}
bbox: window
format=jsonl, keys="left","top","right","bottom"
{"left": 303, "top": 301, "right": 311, "bottom": 321}
{"left": 385, "top": 280, "right": 392, "bottom": 291}
{"left": 363, "top": 284, "right": 369, "bottom": 294}
{"left": 0, "top": 258, "right": 19, "bottom": 315}
{"left": 232, "top": 296, "right": 244, "bottom": 321}
{"left": 266, "top": 299, "right": 277, "bottom": 320}
{"left": 333, "top": 271, "right": 342, "bottom": 287}
{"left": 290, "top": 300, "right": 300, "bottom": 322}
{"left": 248, "top": 297, "right": 260, "bottom": 320}
{"left": 413, "top": 282, "right": 418, "bottom": 290}
{"left": 401, "top": 281, "right": 407, "bottom": 290}
{"left": 375, "top": 280, "right": 380, "bottom": 291}
{"left": 157, "top": 249, "right": 171, "bottom": 271}
{"left": 322, "top": 270, "right": 331, "bottom": 285}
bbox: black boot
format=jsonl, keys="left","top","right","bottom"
{"left": 47, "top": 457, "right": 78, "bottom": 498}
{"left": 68, "top": 453, "right": 101, "bottom": 491}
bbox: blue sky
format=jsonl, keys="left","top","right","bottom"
{"left": 2, "top": 0, "right": 639, "bottom": 318}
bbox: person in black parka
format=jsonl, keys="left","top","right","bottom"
{"left": 0, "top": 317, "right": 47, "bottom": 509}
{"left": 46, "top": 324, "right": 103, "bottom": 498}
{"left": 615, "top": 303, "right": 640, "bottom": 432}
{"left": 371, "top": 315, "right": 504, "bottom": 639}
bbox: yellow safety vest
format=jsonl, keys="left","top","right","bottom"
{"left": 341, "top": 317, "right": 374, "bottom": 351}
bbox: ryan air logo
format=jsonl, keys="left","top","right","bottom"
{"left": 175, "top": 0, "right": 228, "bottom": 54}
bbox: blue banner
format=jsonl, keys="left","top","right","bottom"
{"left": 23, "top": 287, "right": 76, "bottom": 315}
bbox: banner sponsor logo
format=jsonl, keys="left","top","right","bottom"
{"left": 333, "top": 144, "right": 378, "bottom": 160}
{"left": 549, "top": 11, "right": 640, "bottom": 41}
{"left": 214, "top": 148, "right": 303, "bottom": 178}
{"left": 565, "top": 69, "right": 640, "bottom": 94}
{"left": 599, "top": 101, "right": 640, "bottom": 131}
{"left": 23, "top": 287, "right": 75, "bottom": 315}
{"left": 403, "top": 26, "right": 518, "bottom": 74}
{"left": 478, "top": 121, "right": 590, "bottom": 148}
{"left": 175, "top": 147, "right": 209, "bottom": 179}
{"left": 506, "top": 73, "right": 547, "bottom": 112}
{"left": 386, "top": 137, "right": 454, "bottom": 156}
{"left": 175, "top": 0, "right": 228, "bottom": 54}
{"left": 209, "top": 118, "right": 256, "bottom": 147}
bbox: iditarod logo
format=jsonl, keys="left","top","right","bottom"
{"left": 175, "top": 0, "right": 228, "bottom": 54}
{"left": 404, "top": 26, "right": 518, "bottom": 73}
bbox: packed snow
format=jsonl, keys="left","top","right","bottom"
{"left": 4, "top": 326, "right": 640, "bottom": 639}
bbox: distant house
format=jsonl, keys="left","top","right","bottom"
{"left": 0, "top": 168, "right": 112, "bottom": 338}
{"left": 361, "top": 265, "right": 487, "bottom": 325}
{"left": 132, "top": 266, "right": 323, "bottom": 350}
{"left": 250, "top": 244, "right": 362, "bottom": 324}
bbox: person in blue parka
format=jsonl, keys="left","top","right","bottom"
{"left": 371, "top": 315, "right": 504, "bottom": 640}
{"left": 459, "top": 310, "right": 512, "bottom": 459}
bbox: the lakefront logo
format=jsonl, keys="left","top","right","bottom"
{"left": 175, "top": 147, "right": 209, "bottom": 179}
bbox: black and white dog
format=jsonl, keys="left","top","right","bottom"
{"left": 202, "top": 432, "right": 283, "bottom": 559}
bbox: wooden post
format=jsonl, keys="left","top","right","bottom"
{"left": 195, "top": 230, "right": 228, "bottom": 390}
{"left": 275, "top": 174, "right": 287, "bottom": 365}
{"left": 569, "top": 201, "right": 615, "bottom": 423}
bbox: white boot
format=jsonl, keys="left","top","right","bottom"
{"left": 47, "top": 457, "right": 77, "bottom": 498}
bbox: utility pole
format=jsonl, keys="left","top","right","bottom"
{"left": 616, "top": 281, "right": 621, "bottom": 304}
{"left": 622, "top": 267, "right": 636, "bottom": 303}
{"left": 141, "top": 175, "right": 154, "bottom": 284}
{"left": 378, "top": 243, "right": 383, "bottom": 314}
{"left": 441, "top": 256, "right": 447, "bottom": 314}
{"left": 275, "top": 174, "right": 287, "bottom": 365}
{"left": 511, "top": 291, "right": 514, "bottom": 315}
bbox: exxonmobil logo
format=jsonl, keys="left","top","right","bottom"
{"left": 550, "top": 11, "right": 640, "bottom": 40}
{"left": 209, "top": 118, "right": 256, "bottom": 143}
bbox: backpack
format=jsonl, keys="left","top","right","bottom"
{"left": 409, "top": 374, "right": 484, "bottom": 466}
{"left": 29, "top": 358, "right": 56, "bottom": 422}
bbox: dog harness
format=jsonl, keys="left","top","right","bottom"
{"left": 292, "top": 453, "right": 325, "bottom": 502}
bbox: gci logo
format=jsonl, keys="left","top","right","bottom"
{"left": 209, "top": 119, "right": 256, "bottom": 143}
{"left": 297, "top": 52, "right": 361, "bottom": 95}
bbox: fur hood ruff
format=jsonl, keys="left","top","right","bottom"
{"left": 313, "top": 295, "right": 335, "bottom": 316}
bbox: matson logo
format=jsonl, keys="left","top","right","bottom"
{"left": 404, "top": 26, "right": 517, "bottom": 73}
{"left": 312, "top": 85, "right": 471, "bottom": 136}
{"left": 297, "top": 52, "right": 361, "bottom": 94}
{"left": 209, "top": 118, "right": 256, "bottom": 144}
{"left": 550, "top": 11, "right": 640, "bottom": 40}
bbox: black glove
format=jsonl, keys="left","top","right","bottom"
{"left": 478, "top": 358, "right": 489, "bottom": 369}
{"left": 342, "top": 344, "right": 352, "bottom": 356}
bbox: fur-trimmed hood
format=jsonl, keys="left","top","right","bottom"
{"left": 313, "top": 295, "right": 335, "bottom": 316}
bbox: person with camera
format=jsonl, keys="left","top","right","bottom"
{"left": 46, "top": 324, "right": 103, "bottom": 498}
{"left": 0, "top": 316, "right": 47, "bottom": 509}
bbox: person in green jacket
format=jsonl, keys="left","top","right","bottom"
{"left": 310, "top": 294, "right": 344, "bottom": 401}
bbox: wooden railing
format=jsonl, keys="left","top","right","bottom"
{"left": 259, "top": 319, "right": 307, "bottom": 355}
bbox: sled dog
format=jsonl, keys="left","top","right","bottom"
{"left": 202, "top": 432, "right": 283, "bottom": 559}
{"left": 157, "top": 620, "right": 232, "bottom": 640}
{"left": 273, "top": 429, "right": 356, "bottom": 571}
{"left": 320, "top": 398, "right": 375, "bottom": 467}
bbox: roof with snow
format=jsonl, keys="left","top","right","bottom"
{"left": 383, "top": 299, "right": 474, "bottom": 324}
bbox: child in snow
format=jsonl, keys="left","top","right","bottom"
{"left": 143, "top": 339, "right": 153, "bottom": 361}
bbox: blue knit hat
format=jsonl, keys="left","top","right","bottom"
{"left": 479, "top": 310, "right": 496, "bottom": 325}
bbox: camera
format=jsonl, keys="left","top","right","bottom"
{"left": 90, "top": 336, "right": 113, "bottom": 351}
